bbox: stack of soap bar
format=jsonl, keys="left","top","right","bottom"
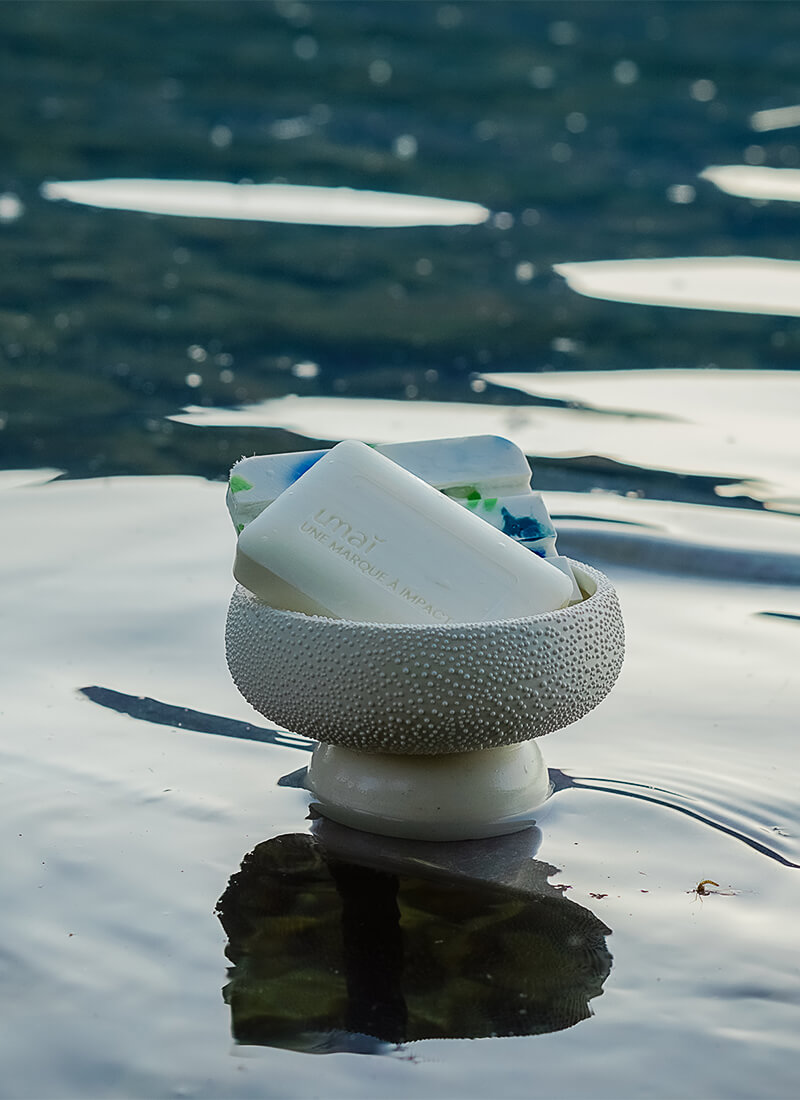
{"left": 227, "top": 435, "right": 559, "bottom": 557}
{"left": 233, "top": 439, "right": 574, "bottom": 624}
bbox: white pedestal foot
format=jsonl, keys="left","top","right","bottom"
{"left": 306, "top": 739, "right": 552, "bottom": 841}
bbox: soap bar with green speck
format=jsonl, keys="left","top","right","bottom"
{"left": 227, "top": 435, "right": 533, "bottom": 532}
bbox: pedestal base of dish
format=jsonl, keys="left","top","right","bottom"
{"left": 305, "top": 739, "right": 551, "bottom": 841}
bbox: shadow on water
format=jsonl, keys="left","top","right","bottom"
{"left": 215, "top": 830, "right": 613, "bottom": 1053}
{"left": 80, "top": 686, "right": 800, "bottom": 870}
{"left": 79, "top": 684, "right": 312, "bottom": 752}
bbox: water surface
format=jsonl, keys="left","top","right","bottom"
{"left": 1, "top": 3, "right": 799, "bottom": 1098}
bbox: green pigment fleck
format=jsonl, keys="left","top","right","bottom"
{"left": 236, "top": 522, "right": 245, "bottom": 533}
{"left": 483, "top": 497, "right": 498, "bottom": 510}
{"left": 443, "top": 484, "right": 481, "bottom": 500}
{"left": 229, "top": 475, "right": 253, "bottom": 493}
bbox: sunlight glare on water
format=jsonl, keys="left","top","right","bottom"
{"left": 171, "top": 368, "right": 800, "bottom": 512}
{"left": 701, "top": 164, "right": 800, "bottom": 202}
{"left": 554, "top": 256, "right": 800, "bottom": 316}
{"left": 41, "top": 179, "right": 491, "bottom": 228}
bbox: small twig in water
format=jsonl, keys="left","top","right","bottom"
{"left": 694, "top": 879, "right": 719, "bottom": 896}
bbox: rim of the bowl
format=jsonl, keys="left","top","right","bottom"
{"left": 231, "top": 559, "right": 615, "bottom": 635}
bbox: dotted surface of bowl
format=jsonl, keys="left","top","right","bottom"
{"left": 225, "top": 561, "right": 624, "bottom": 755}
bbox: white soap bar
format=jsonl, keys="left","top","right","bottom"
{"left": 547, "top": 555, "right": 584, "bottom": 604}
{"left": 228, "top": 449, "right": 328, "bottom": 530}
{"left": 379, "top": 434, "right": 533, "bottom": 495}
{"left": 234, "top": 439, "right": 573, "bottom": 624}
{"left": 227, "top": 434, "right": 533, "bottom": 532}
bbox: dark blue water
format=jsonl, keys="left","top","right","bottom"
{"left": 2, "top": 0, "right": 800, "bottom": 489}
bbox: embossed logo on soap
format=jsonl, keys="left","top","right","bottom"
{"left": 307, "top": 508, "right": 385, "bottom": 553}
{"left": 299, "top": 508, "right": 453, "bottom": 621}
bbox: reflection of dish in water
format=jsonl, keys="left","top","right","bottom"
{"left": 701, "top": 164, "right": 800, "bottom": 202}
{"left": 41, "top": 178, "right": 490, "bottom": 227}
{"left": 555, "top": 255, "right": 800, "bottom": 316}
{"left": 216, "top": 833, "right": 613, "bottom": 1052}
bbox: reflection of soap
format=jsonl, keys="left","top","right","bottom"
{"left": 234, "top": 439, "right": 573, "bottom": 624}
{"left": 227, "top": 434, "right": 534, "bottom": 532}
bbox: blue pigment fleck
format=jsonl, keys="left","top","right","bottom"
{"left": 291, "top": 452, "right": 325, "bottom": 482}
{"left": 500, "top": 507, "right": 548, "bottom": 540}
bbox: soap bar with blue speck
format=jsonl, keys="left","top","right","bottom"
{"left": 227, "top": 435, "right": 564, "bottom": 560}
{"left": 227, "top": 435, "right": 533, "bottom": 532}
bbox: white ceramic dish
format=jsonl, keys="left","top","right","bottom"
{"left": 226, "top": 560, "right": 624, "bottom": 756}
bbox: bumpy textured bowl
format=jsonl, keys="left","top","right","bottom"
{"left": 226, "top": 560, "right": 624, "bottom": 756}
